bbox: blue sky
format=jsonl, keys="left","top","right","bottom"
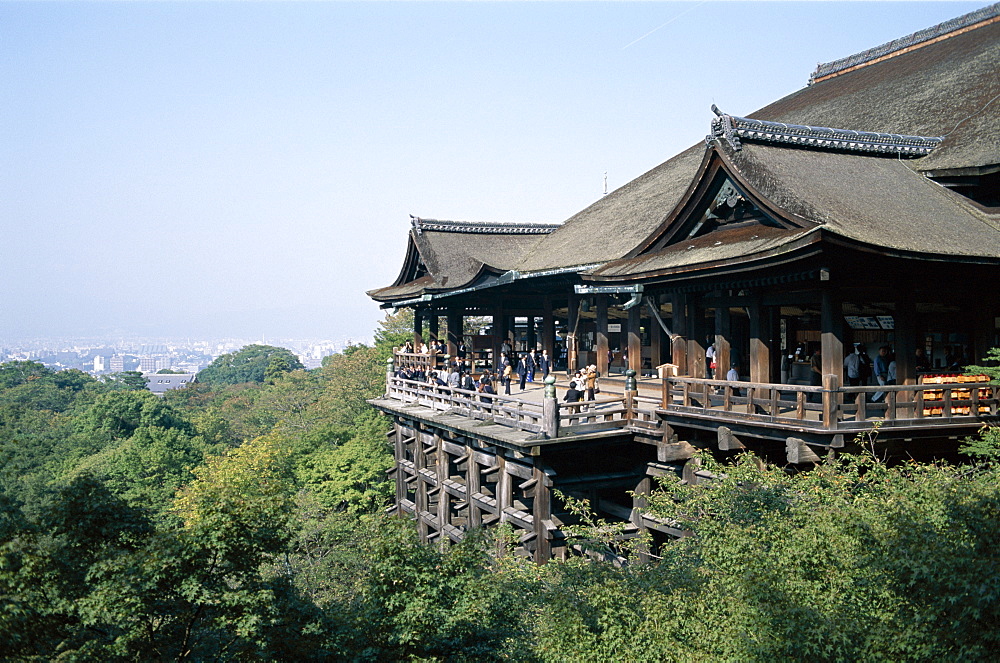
{"left": 1, "top": 1, "right": 991, "bottom": 343}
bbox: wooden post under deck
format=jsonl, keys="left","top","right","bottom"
{"left": 532, "top": 465, "right": 551, "bottom": 563}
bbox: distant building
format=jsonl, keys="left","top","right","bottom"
{"left": 144, "top": 373, "right": 197, "bottom": 397}
{"left": 109, "top": 355, "right": 124, "bottom": 373}
{"left": 139, "top": 356, "right": 157, "bottom": 373}
{"left": 93, "top": 355, "right": 106, "bottom": 372}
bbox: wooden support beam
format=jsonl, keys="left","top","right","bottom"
{"left": 717, "top": 426, "right": 745, "bottom": 451}
{"left": 567, "top": 293, "right": 579, "bottom": 373}
{"left": 687, "top": 297, "right": 707, "bottom": 379}
{"left": 532, "top": 464, "right": 552, "bottom": 563}
{"left": 542, "top": 296, "right": 556, "bottom": 361}
{"left": 428, "top": 313, "right": 439, "bottom": 344}
{"left": 413, "top": 309, "right": 424, "bottom": 350}
{"left": 682, "top": 457, "right": 702, "bottom": 485}
{"left": 446, "top": 309, "right": 462, "bottom": 360}
{"left": 596, "top": 295, "right": 609, "bottom": 378}
{"left": 466, "top": 443, "right": 482, "bottom": 528}
{"left": 628, "top": 304, "right": 642, "bottom": 375}
{"left": 749, "top": 293, "right": 772, "bottom": 383}
{"left": 436, "top": 434, "right": 449, "bottom": 550}
{"left": 786, "top": 437, "right": 822, "bottom": 464}
{"left": 657, "top": 439, "right": 695, "bottom": 462}
{"left": 671, "top": 293, "right": 689, "bottom": 375}
{"left": 394, "top": 423, "right": 407, "bottom": 514}
{"left": 714, "top": 305, "right": 731, "bottom": 381}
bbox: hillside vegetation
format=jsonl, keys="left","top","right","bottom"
{"left": 1, "top": 323, "right": 998, "bottom": 661}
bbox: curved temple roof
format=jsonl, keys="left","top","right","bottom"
{"left": 370, "top": 6, "right": 1000, "bottom": 306}
{"left": 367, "top": 218, "right": 560, "bottom": 303}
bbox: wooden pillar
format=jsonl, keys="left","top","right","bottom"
{"left": 414, "top": 428, "right": 429, "bottom": 540}
{"left": 394, "top": 424, "right": 406, "bottom": 516}
{"left": 413, "top": 309, "right": 424, "bottom": 349}
{"left": 567, "top": 293, "right": 579, "bottom": 373}
{"left": 972, "top": 295, "right": 996, "bottom": 368}
{"left": 497, "top": 455, "right": 512, "bottom": 521}
{"left": 596, "top": 295, "right": 609, "bottom": 377}
{"left": 467, "top": 449, "right": 482, "bottom": 529}
{"left": 492, "top": 300, "right": 504, "bottom": 370}
{"left": 650, "top": 295, "right": 663, "bottom": 372}
{"left": 687, "top": 296, "right": 707, "bottom": 379}
{"left": 428, "top": 312, "right": 440, "bottom": 344}
{"left": 436, "top": 434, "right": 449, "bottom": 550}
{"left": 714, "top": 304, "right": 731, "bottom": 380}
{"left": 671, "top": 293, "right": 689, "bottom": 375}
{"left": 628, "top": 304, "right": 642, "bottom": 374}
{"left": 532, "top": 465, "right": 551, "bottom": 563}
{"left": 446, "top": 309, "right": 462, "bottom": 359}
{"left": 749, "top": 294, "right": 772, "bottom": 383}
{"left": 527, "top": 316, "right": 538, "bottom": 352}
{"left": 895, "top": 288, "right": 917, "bottom": 386}
{"left": 542, "top": 296, "right": 556, "bottom": 359}
{"left": 821, "top": 287, "right": 845, "bottom": 385}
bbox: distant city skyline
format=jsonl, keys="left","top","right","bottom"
{"left": 3, "top": 2, "right": 990, "bottom": 341}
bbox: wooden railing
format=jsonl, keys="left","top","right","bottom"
{"left": 393, "top": 351, "right": 445, "bottom": 374}
{"left": 662, "top": 376, "right": 999, "bottom": 431}
{"left": 385, "top": 376, "right": 634, "bottom": 438}
{"left": 384, "top": 362, "right": 997, "bottom": 440}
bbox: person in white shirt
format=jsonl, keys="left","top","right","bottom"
{"left": 726, "top": 363, "right": 741, "bottom": 396}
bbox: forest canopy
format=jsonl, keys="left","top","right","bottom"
{"left": 0, "top": 325, "right": 998, "bottom": 661}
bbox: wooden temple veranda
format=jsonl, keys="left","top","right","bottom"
{"left": 367, "top": 5, "right": 1000, "bottom": 561}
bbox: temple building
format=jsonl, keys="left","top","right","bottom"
{"left": 368, "top": 5, "right": 1000, "bottom": 561}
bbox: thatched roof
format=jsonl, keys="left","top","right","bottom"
{"left": 367, "top": 218, "right": 557, "bottom": 303}
{"left": 370, "top": 4, "right": 1000, "bottom": 303}
{"left": 516, "top": 4, "right": 1000, "bottom": 274}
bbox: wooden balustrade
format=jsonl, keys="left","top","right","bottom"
{"left": 661, "top": 375, "right": 999, "bottom": 431}
{"left": 386, "top": 359, "right": 997, "bottom": 439}
{"left": 387, "top": 376, "right": 631, "bottom": 438}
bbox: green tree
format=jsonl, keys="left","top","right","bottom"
{"left": 100, "top": 370, "right": 148, "bottom": 391}
{"left": 198, "top": 345, "right": 304, "bottom": 386}
{"left": 0, "top": 360, "right": 51, "bottom": 389}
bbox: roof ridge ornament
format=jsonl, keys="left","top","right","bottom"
{"left": 408, "top": 216, "right": 560, "bottom": 235}
{"left": 809, "top": 2, "right": 1000, "bottom": 84}
{"left": 707, "top": 105, "right": 943, "bottom": 157}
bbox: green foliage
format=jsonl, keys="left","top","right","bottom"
{"left": 77, "top": 389, "right": 191, "bottom": 441}
{"left": 293, "top": 432, "right": 392, "bottom": 514}
{"left": 173, "top": 436, "right": 296, "bottom": 565}
{"left": 100, "top": 370, "right": 149, "bottom": 391}
{"left": 0, "top": 360, "right": 51, "bottom": 389}
{"left": 6, "top": 338, "right": 998, "bottom": 660}
{"left": 372, "top": 309, "right": 414, "bottom": 358}
{"left": 198, "top": 344, "right": 305, "bottom": 386}
{"left": 963, "top": 346, "right": 1000, "bottom": 382}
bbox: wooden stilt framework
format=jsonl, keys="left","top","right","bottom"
{"left": 392, "top": 419, "right": 564, "bottom": 562}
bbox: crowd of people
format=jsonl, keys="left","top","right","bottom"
{"left": 395, "top": 340, "right": 607, "bottom": 405}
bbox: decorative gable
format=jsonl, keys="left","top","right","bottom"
{"left": 632, "top": 150, "right": 802, "bottom": 258}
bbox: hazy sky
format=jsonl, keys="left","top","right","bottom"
{"left": 2, "top": 1, "right": 990, "bottom": 343}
